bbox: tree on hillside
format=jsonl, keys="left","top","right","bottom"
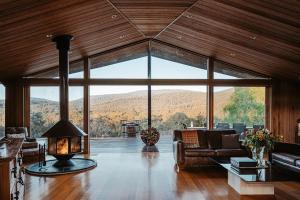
{"left": 152, "top": 115, "right": 168, "bottom": 132}
{"left": 30, "top": 112, "right": 46, "bottom": 138}
{"left": 164, "top": 112, "right": 190, "bottom": 130}
{"left": 90, "top": 116, "right": 116, "bottom": 137}
{"left": 223, "top": 88, "right": 264, "bottom": 126}
{"left": 192, "top": 114, "right": 206, "bottom": 127}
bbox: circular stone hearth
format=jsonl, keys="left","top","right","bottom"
{"left": 25, "top": 158, "right": 97, "bottom": 176}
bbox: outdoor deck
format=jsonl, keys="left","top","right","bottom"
{"left": 90, "top": 135, "right": 173, "bottom": 154}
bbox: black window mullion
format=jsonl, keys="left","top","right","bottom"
{"left": 148, "top": 41, "right": 152, "bottom": 128}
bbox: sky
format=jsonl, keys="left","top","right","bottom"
{"left": 29, "top": 56, "right": 238, "bottom": 101}
{"left": 0, "top": 85, "right": 5, "bottom": 100}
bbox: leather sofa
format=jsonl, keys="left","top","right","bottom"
{"left": 271, "top": 142, "right": 300, "bottom": 173}
{"left": 173, "top": 129, "right": 248, "bottom": 170}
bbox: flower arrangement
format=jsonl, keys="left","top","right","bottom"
{"left": 140, "top": 127, "right": 160, "bottom": 146}
{"left": 243, "top": 129, "right": 283, "bottom": 165}
{"left": 243, "top": 129, "right": 279, "bottom": 150}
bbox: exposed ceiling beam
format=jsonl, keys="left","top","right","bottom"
{"left": 154, "top": 0, "right": 199, "bottom": 39}
{"left": 106, "top": 0, "right": 146, "bottom": 38}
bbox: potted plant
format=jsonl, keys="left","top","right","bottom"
{"left": 243, "top": 129, "right": 282, "bottom": 166}
{"left": 140, "top": 127, "right": 160, "bottom": 146}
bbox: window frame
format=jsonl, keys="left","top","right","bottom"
{"left": 22, "top": 39, "right": 272, "bottom": 152}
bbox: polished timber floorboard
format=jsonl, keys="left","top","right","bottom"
{"left": 25, "top": 152, "right": 288, "bottom": 200}
{"left": 26, "top": 138, "right": 300, "bottom": 200}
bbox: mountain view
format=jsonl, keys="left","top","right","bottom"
{"left": 30, "top": 88, "right": 265, "bottom": 138}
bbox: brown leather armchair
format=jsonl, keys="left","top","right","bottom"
{"left": 173, "top": 129, "right": 248, "bottom": 170}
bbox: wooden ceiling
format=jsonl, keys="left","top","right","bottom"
{"left": 156, "top": 0, "right": 300, "bottom": 80}
{"left": 0, "top": 0, "right": 299, "bottom": 80}
{"left": 0, "top": 0, "right": 144, "bottom": 79}
{"left": 109, "top": 0, "right": 197, "bottom": 37}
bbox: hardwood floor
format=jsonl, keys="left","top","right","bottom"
{"left": 25, "top": 138, "right": 300, "bottom": 200}
{"left": 24, "top": 151, "right": 298, "bottom": 200}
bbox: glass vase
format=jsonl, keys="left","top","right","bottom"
{"left": 251, "top": 146, "right": 265, "bottom": 166}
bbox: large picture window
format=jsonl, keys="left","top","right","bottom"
{"left": 69, "top": 86, "right": 84, "bottom": 130}
{"left": 152, "top": 86, "right": 207, "bottom": 135}
{"left": 89, "top": 86, "right": 147, "bottom": 138}
{"left": 214, "top": 61, "right": 267, "bottom": 79}
{"left": 90, "top": 57, "right": 148, "bottom": 79}
{"left": 24, "top": 41, "right": 270, "bottom": 142}
{"left": 69, "top": 60, "right": 84, "bottom": 79}
{"left": 214, "top": 87, "right": 265, "bottom": 133}
{"left": 90, "top": 42, "right": 148, "bottom": 79}
{"left": 151, "top": 42, "right": 207, "bottom": 79}
{"left": 30, "top": 87, "right": 59, "bottom": 138}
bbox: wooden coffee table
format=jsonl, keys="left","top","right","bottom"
{"left": 220, "top": 163, "right": 274, "bottom": 195}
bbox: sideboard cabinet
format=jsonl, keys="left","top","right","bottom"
{"left": 0, "top": 138, "right": 25, "bottom": 200}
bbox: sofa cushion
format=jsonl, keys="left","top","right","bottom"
{"left": 208, "top": 132, "right": 222, "bottom": 149}
{"left": 296, "top": 160, "right": 300, "bottom": 167}
{"left": 6, "top": 133, "right": 25, "bottom": 139}
{"left": 22, "top": 141, "right": 38, "bottom": 149}
{"left": 222, "top": 134, "right": 240, "bottom": 149}
{"left": 185, "top": 148, "right": 215, "bottom": 157}
{"left": 207, "top": 130, "right": 236, "bottom": 149}
{"left": 173, "top": 130, "right": 182, "bottom": 141}
{"left": 6, "top": 127, "right": 29, "bottom": 135}
{"left": 15, "top": 127, "right": 28, "bottom": 134}
{"left": 273, "top": 142, "right": 300, "bottom": 156}
{"left": 6, "top": 127, "right": 16, "bottom": 135}
{"left": 215, "top": 149, "right": 247, "bottom": 157}
{"left": 22, "top": 148, "right": 40, "bottom": 157}
{"left": 182, "top": 130, "right": 200, "bottom": 148}
{"left": 197, "top": 131, "right": 208, "bottom": 149}
{"left": 272, "top": 153, "right": 300, "bottom": 166}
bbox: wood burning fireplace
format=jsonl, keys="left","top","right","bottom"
{"left": 42, "top": 35, "right": 86, "bottom": 167}
{"left": 25, "top": 35, "right": 96, "bottom": 176}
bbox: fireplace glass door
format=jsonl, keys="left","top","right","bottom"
{"left": 56, "top": 138, "right": 69, "bottom": 155}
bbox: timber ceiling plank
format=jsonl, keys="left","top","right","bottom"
{"left": 174, "top": 16, "right": 300, "bottom": 63}
{"left": 214, "top": 0, "right": 300, "bottom": 28}
{"left": 110, "top": 0, "right": 197, "bottom": 37}
{"left": 0, "top": 0, "right": 144, "bottom": 79}
{"left": 0, "top": 0, "right": 300, "bottom": 80}
{"left": 157, "top": 32, "right": 294, "bottom": 80}
{"left": 193, "top": 0, "right": 300, "bottom": 47}
{"left": 156, "top": 0, "right": 300, "bottom": 80}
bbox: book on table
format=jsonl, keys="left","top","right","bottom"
{"left": 231, "top": 167, "right": 258, "bottom": 175}
{"left": 230, "top": 157, "right": 257, "bottom": 169}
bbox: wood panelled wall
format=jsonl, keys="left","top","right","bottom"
{"left": 4, "top": 81, "right": 25, "bottom": 127}
{"left": 272, "top": 80, "right": 300, "bottom": 144}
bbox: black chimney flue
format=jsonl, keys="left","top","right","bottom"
{"left": 52, "top": 35, "right": 73, "bottom": 121}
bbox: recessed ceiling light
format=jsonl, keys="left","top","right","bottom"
{"left": 177, "top": 35, "right": 182, "bottom": 40}
{"left": 111, "top": 14, "right": 118, "bottom": 19}
{"left": 46, "top": 34, "right": 53, "bottom": 38}
{"left": 186, "top": 14, "right": 192, "bottom": 19}
{"left": 230, "top": 53, "right": 236, "bottom": 56}
{"left": 119, "top": 35, "right": 126, "bottom": 39}
{"left": 250, "top": 35, "right": 257, "bottom": 40}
